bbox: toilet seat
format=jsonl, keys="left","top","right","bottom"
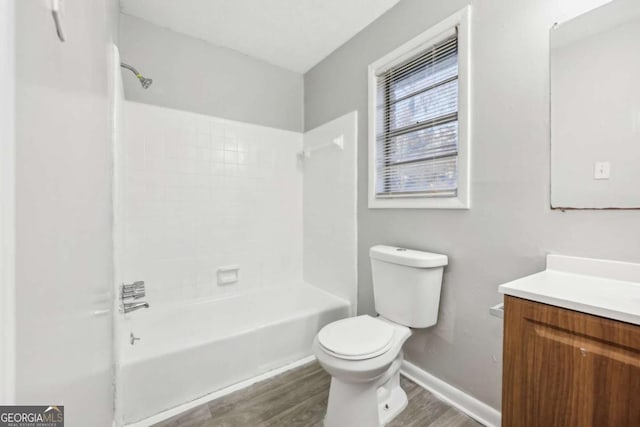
{"left": 318, "top": 315, "right": 395, "bottom": 360}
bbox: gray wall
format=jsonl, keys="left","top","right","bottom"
{"left": 15, "top": 0, "right": 118, "bottom": 424}
{"left": 119, "top": 14, "right": 304, "bottom": 132}
{"left": 304, "top": 0, "right": 640, "bottom": 410}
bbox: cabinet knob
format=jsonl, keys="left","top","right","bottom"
{"left": 579, "top": 347, "right": 588, "bottom": 357}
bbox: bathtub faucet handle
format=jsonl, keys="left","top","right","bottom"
{"left": 121, "top": 281, "right": 146, "bottom": 300}
{"left": 123, "top": 280, "right": 144, "bottom": 288}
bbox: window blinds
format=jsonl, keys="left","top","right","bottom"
{"left": 375, "top": 31, "right": 459, "bottom": 198}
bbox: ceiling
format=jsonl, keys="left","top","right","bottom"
{"left": 120, "top": 0, "right": 401, "bottom": 73}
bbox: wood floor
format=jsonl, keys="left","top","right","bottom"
{"left": 153, "top": 362, "right": 481, "bottom": 427}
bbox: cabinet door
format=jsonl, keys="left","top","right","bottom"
{"left": 502, "top": 296, "right": 640, "bottom": 427}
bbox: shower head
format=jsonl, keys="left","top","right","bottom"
{"left": 139, "top": 76, "right": 153, "bottom": 89}
{"left": 120, "top": 62, "right": 153, "bottom": 89}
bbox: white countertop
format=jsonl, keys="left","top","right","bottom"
{"left": 499, "top": 255, "right": 640, "bottom": 326}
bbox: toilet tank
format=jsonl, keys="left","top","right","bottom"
{"left": 370, "top": 245, "right": 448, "bottom": 328}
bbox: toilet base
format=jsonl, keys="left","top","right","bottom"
{"left": 324, "top": 354, "right": 407, "bottom": 427}
{"left": 377, "top": 366, "right": 408, "bottom": 425}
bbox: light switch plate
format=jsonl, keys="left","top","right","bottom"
{"left": 594, "top": 161, "right": 610, "bottom": 180}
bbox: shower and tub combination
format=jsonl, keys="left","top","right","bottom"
{"left": 119, "top": 286, "right": 349, "bottom": 422}
{"left": 112, "top": 48, "right": 357, "bottom": 425}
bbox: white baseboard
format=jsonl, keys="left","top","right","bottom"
{"left": 125, "top": 355, "right": 317, "bottom": 427}
{"left": 401, "top": 360, "right": 501, "bottom": 427}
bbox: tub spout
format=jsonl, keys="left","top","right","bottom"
{"left": 123, "top": 301, "right": 150, "bottom": 313}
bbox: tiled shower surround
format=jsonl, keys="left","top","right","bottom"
{"left": 121, "top": 102, "right": 303, "bottom": 304}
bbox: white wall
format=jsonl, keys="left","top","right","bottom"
{"left": 304, "top": 0, "right": 640, "bottom": 411}
{"left": 0, "top": 0, "right": 15, "bottom": 404}
{"left": 119, "top": 14, "right": 304, "bottom": 132}
{"left": 14, "top": 0, "right": 118, "bottom": 424}
{"left": 303, "top": 112, "right": 358, "bottom": 311}
{"left": 121, "top": 102, "right": 303, "bottom": 305}
{"left": 551, "top": 8, "right": 640, "bottom": 208}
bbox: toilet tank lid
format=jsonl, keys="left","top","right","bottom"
{"left": 370, "top": 245, "right": 448, "bottom": 268}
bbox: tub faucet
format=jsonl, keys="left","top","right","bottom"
{"left": 123, "top": 301, "right": 150, "bottom": 313}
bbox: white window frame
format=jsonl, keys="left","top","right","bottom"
{"left": 368, "top": 6, "right": 471, "bottom": 209}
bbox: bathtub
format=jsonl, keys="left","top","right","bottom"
{"left": 117, "top": 283, "right": 350, "bottom": 424}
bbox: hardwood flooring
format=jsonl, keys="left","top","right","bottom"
{"left": 153, "top": 362, "right": 482, "bottom": 427}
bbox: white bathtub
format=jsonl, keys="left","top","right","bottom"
{"left": 117, "top": 284, "right": 350, "bottom": 424}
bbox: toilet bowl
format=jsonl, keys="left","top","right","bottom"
{"left": 312, "top": 315, "right": 412, "bottom": 427}
{"left": 313, "top": 245, "right": 448, "bottom": 427}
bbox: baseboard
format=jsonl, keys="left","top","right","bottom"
{"left": 124, "top": 355, "right": 317, "bottom": 427}
{"left": 401, "top": 360, "right": 501, "bottom": 427}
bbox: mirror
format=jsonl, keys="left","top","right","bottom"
{"left": 550, "top": 0, "right": 640, "bottom": 209}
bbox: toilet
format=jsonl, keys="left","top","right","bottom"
{"left": 312, "top": 245, "right": 448, "bottom": 427}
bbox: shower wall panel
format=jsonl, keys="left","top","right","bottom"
{"left": 121, "top": 102, "right": 303, "bottom": 305}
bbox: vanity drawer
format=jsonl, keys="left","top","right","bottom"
{"left": 502, "top": 296, "right": 640, "bottom": 427}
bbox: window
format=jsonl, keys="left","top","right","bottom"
{"left": 368, "top": 7, "right": 470, "bottom": 209}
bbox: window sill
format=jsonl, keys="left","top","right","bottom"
{"left": 368, "top": 196, "right": 469, "bottom": 210}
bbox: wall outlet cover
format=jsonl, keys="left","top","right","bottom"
{"left": 594, "top": 161, "right": 610, "bottom": 180}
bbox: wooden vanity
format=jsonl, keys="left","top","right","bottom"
{"left": 499, "top": 255, "right": 640, "bottom": 427}
{"left": 502, "top": 296, "right": 640, "bottom": 426}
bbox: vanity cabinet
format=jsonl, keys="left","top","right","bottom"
{"left": 502, "top": 296, "right": 640, "bottom": 427}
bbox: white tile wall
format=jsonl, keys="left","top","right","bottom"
{"left": 121, "top": 102, "right": 303, "bottom": 304}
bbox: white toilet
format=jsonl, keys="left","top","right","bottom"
{"left": 312, "top": 245, "right": 448, "bottom": 427}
